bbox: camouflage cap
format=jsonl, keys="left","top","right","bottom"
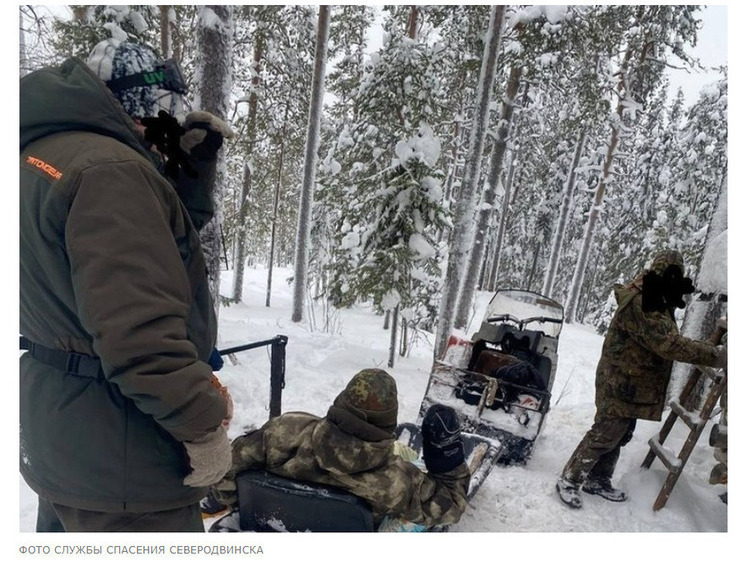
{"left": 649, "top": 250, "right": 685, "bottom": 275}
{"left": 335, "top": 369, "right": 399, "bottom": 433}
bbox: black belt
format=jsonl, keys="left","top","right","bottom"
{"left": 20, "top": 336, "right": 102, "bottom": 379}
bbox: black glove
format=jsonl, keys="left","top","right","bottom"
{"left": 141, "top": 110, "right": 197, "bottom": 180}
{"left": 421, "top": 404, "right": 465, "bottom": 473}
{"left": 180, "top": 111, "right": 234, "bottom": 161}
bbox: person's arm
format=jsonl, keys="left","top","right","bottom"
{"left": 622, "top": 296, "right": 720, "bottom": 367}
{"left": 211, "top": 426, "right": 269, "bottom": 508}
{"left": 66, "top": 158, "right": 226, "bottom": 442}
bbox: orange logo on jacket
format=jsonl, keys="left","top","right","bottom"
{"left": 25, "top": 156, "right": 63, "bottom": 180}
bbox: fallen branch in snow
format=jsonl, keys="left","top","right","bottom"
{"left": 553, "top": 367, "right": 575, "bottom": 407}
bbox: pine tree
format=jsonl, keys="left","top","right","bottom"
{"left": 435, "top": 5, "right": 505, "bottom": 358}
{"left": 292, "top": 5, "right": 330, "bottom": 323}
{"left": 193, "top": 5, "right": 234, "bottom": 317}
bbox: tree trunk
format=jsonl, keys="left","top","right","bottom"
{"left": 676, "top": 176, "right": 728, "bottom": 410}
{"left": 194, "top": 5, "right": 233, "bottom": 321}
{"left": 565, "top": 102, "right": 623, "bottom": 324}
{"left": 454, "top": 63, "right": 521, "bottom": 329}
{"left": 407, "top": 6, "right": 419, "bottom": 39}
{"left": 542, "top": 130, "right": 586, "bottom": 299}
{"left": 292, "top": 5, "right": 330, "bottom": 322}
{"left": 159, "top": 6, "right": 172, "bottom": 58}
{"left": 266, "top": 104, "right": 289, "bottom": 308}
{"left": 388, "top": 304, "right": 400, "bottom": 368}
{"left": 487, "top": 153, "right": 516, "bottom": 291}
{"left": 20, "top": 8, "right": 29, "bottom": 78}
{"left": 400, "top": 318, "right": 408, "bottom": 357}
{"left": 232, "top": 35, "right": 264, "bottom": 303}
{"left": 435, "top": 5, "right": 505, "bottom": 358}
{"left": 565, "top": 17, "right": 651, "bottom": 323}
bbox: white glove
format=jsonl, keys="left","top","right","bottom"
{"left": 180, "top": 111, "right": 234, "bottom": 160}
{"left": 183, "top": 425, "right": 233, "bottom": 488}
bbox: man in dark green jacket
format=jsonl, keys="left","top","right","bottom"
{"left": 556, "top": 250, "right": 727, "bottom": 509}
{"left": 20, "top": 39, "right": 233, "bottom": 532}
{"left": 212, "top": 369, "right": 471, "bottom": 530}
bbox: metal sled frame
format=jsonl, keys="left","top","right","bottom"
{"left": 421, "top": 289, "right": 564, "bottom": 464}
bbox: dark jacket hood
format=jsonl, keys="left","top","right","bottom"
{"left": 20, "top": 57, "right": 149, "bottom": 161}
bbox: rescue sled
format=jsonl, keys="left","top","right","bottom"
{"left": 419, "top": 289, "right": 564, "bottom": 465}
{"left": 208, "top": 425, "right": 501, "bottom": 533}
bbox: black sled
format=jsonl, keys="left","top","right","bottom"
{"left": 208, "top": 426, "right": 500, "bottom": 533}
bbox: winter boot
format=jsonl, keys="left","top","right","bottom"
{"left": 581, "top": 479, "right": 627, "bottom": 502}
{"left": 556, "top": 477, "right": 582, "bottom": 509}
{"left": 200, "top": 490, "right": 229, "bottom": 519}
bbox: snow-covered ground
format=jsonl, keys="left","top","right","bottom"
{"left": 18, "top": 267, "right": 729, "bottom": 550}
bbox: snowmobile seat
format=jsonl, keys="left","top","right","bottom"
{"left": 472, "top": 349, "right": 521, "bottom": 377}
{"left": 234, "top": 470, "right": 375, "bottom": 532}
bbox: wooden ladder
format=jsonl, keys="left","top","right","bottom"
{"left": 641, "top": 328, "right": 727, "bottom": 511}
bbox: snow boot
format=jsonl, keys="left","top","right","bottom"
{"left": 200, "top": 490, "right": 229, "bottom": 519}
{"left": 556, "top": 478, "right": 582, "bottom": 509}
{"left": 581, "top": 479, "right": 627, "bottom": 502}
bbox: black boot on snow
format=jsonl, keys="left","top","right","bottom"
{"left": 556, "top": 478, "right": 582, "bottom": 509}
{"left": 582, "top": 479, "right": 627, "bottom": 502}
{"left": 200, "top": 490, "right": 229, "bottom": 519}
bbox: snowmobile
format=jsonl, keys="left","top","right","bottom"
{"left": 416, "top": 289, "right": 565, "bottom": 465}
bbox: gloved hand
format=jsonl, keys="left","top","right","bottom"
{"left": 183, "top": 425, "right": 233, "bottom": 488}
{"left": 715, "top": 345, "right": 727, "bottom": 370}
{"left": 180, "top": 111, "right": 234, "bottom": 161}
{"left": 716, "top": 316, "right": 728, "bottom": 331}
{"left": 421, "top": 404, "right": 465, "bottom": 474}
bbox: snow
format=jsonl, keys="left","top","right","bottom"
{"left": 17, "top": 267, "right": 729, "bottom": 551}
{"left": 393, "top": 123, "right": 441, "bottom": 168}
{"left": 698, "top": 230, "right": 727, "bottom": 294}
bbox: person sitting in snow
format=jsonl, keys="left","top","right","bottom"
{"left": 210, "top": 369, "right": 471, "bottom": 530}
{"left": 556, "top": 250, "right": 727, "bottom": 509}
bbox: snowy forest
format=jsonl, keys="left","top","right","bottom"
{"left": 19, "top": 4, "right": 728, "bottom": 365}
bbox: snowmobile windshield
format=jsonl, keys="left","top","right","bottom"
{"left": 482, "top": 290, "right": 564, "bottom": 338}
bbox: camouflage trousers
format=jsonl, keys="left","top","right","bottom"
{"left": 561, "top": 416, "right": 636, "bottom": 485}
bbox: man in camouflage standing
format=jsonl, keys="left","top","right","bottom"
{"left": 556, "top": 250, "right": 727, "bottom": 509}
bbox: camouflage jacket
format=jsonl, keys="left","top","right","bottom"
{"left": 213, "top": 412, "right": 470, "bottom": 528}
{"left": 595, "top": 282, "right": 719, "bottom": 421}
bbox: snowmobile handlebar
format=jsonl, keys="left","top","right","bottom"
{"left": 486, "top": 315, "right": 563, "bottom": 331}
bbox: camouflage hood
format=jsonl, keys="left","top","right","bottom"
{"left": 649, "top": 250, "right": 684, "bottom": 275}
{"left": 614, "top": 249, "right": 686, "bottom": 312}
